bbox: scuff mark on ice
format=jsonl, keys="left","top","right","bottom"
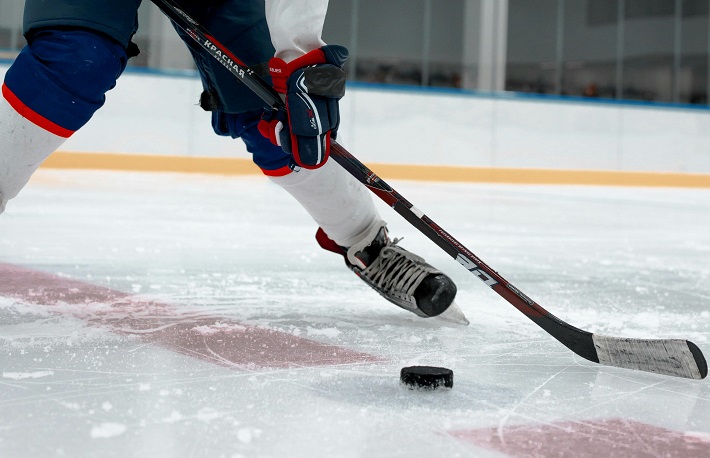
{"left": 2, "top": 371, "right": 54, "bottom": 380}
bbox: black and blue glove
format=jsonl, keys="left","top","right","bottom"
{"left": 258, "top": 45, "right": 348, "bottom": 169}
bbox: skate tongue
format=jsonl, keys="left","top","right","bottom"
{"left": 349, "top": 226, "right": 389, "bottom": 270}
{"left": 434, "top": 301, "right": 470, "bottom": 326}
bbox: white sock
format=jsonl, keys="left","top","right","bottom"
{"left": 269, "top": 160, "right": 382, "bottom": 248}
{"left": 0, "top": 85, "right": 68, "bottom": 214}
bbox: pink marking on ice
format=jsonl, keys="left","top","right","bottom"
{"left": 449, "top": 418, "right": 710, "bottom": 458}
{"left": 0, "top": 262, "right": 381, "bottom": 368}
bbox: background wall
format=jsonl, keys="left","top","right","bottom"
{"left": 3, "top": 63, "right": 709, "bottom": 177}
{"left": 4, "top": 0, "right": 709, "bottom": 104}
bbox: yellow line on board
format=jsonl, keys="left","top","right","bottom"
{"left": 41, "top": 151, "right": 710, "bottom": 188}
{"left": 43, "top": 151, "right": 261, "bottom": 175}
{"left": 371, "top": 163, "right": 710, "bottom": 188}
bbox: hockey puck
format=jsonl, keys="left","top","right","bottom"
{"left": 400, "top": 366, "right": 453, "bottom": 390}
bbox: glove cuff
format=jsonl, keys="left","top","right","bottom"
{"left": 269, "top": 48, "right": 327, "bottom": 94}
{"left": 268, "top": 45, "right": 349, "bottom": 94}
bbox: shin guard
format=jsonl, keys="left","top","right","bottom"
{"left": 0, "top": 87, "right": 68, "bottom": 214}
{"left": 268, "top": 159, "right": 381, "bottom": 247}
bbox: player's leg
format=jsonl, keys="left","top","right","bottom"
{"left": 0, "top": 0, "right": 141, "bottom": 215}
{"left": 238, "top": 113, "right": 459, "bottom": 319}
{"left": 214, "top": 114, "right": 461, "bottom": 319}
{"left": 176, "top": 0, "right": 459, "bottom": 318}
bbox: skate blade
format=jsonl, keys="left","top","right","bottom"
{"left": 434, "top": 301, "right": 469, "bottom": 326}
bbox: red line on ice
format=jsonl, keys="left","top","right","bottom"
{"left": 449, "top": 418, "right": 710, "bottom": 458}
{"left": 0, "top": 262, "right": 382, "bottom": 369}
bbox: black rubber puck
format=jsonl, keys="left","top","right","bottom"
{"left": 400, "top": 366, "right": 453, "bottom": 390}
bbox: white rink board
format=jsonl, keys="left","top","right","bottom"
{"left": 2, "top": 63, "right": 710, "bottom": 173}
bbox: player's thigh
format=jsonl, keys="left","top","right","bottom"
{"left": 23, "top": 0, "right": 142, "bottom": 47}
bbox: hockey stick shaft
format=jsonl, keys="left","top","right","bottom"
{"left": 151, "top": 0, "right": 707, "bottom": 380}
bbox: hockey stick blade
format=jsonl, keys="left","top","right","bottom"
{"left": 151, "top": 0, "right": 707, "bottom": 380}
{"left": 593, "top": 335, "right": 706, "bottom": 380}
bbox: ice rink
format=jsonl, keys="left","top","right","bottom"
{"left": 1, "top": 169, "right": 709, "bottom": 457}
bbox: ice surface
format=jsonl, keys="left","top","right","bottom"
{"left": 1, "top": 169, "right": 709, "bottom": 457}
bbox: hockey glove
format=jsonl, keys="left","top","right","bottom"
{"left": 258, "top": 45, "right": 348, "bottom": 169}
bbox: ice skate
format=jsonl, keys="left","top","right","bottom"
{"left": 317, "top": 223, "right": 469, "bottom": 325}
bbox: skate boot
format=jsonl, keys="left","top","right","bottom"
{"left": 317, "top": 222, "right": 467, "bottom": 323}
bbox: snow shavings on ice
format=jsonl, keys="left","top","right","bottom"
{"left": 306, "top": 326, "right": 341, "bottom": 339}
{"left": 90, "top": 423, "right": 127, "bottom": 439}
{"left": 237, "top": 428, "right": 262, "bottom": 444}
{"left": 191, "top": 322, "right": 247, "bottom": 335}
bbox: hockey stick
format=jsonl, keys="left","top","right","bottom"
{"left": 151, "top": 0, "right": 707, "bottom": 380}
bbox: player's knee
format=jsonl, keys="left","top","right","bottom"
{"left": 29, "top": 29, "right": 129, "bottom": 97}
{"left": 4, "top": 28, "right": 129, "bottom": 133}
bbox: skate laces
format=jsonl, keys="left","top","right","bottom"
{"left": 361, "top": 238, "right": 440, "bottom": 297}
